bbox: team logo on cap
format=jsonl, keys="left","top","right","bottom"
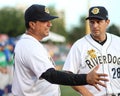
{"left": 45, "top": 7, "right": 49, "bottom": 13}
{"left": 91, "top": 8, "right": 99, "bottom": 14}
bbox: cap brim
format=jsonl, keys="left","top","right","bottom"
{"left": 45, "top": 16, "right": 58, "bottom": 21}
{"left": 86, "top": 16, "right": 104, "bottom": 20}
{"left": 25, "top": 12, "right": 59, "bottom": 22}
{"left": 39, "top": 14, "right": 58, "bottom": 21}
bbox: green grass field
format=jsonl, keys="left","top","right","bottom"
{"left": 60, "top": 85, "right": 80, "bottom": 96}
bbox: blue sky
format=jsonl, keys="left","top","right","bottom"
{"left": 1, "top": 0, "right": 120, "bottom": 30}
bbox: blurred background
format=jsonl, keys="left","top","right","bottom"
{"left": 0, "top": 0, "right": 120, "bottom": 96}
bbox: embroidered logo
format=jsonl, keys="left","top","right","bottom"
{"left": 87, "top": 49, "right": 96, "bottom": 59}
{"left": 91, "top": 8, "right": 99, "bottom": 14}
{"left": 45, "top": 7, "right": 49, "bottom": 13}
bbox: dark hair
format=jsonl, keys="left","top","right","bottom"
{"left": 25, "top": 22, "right": 29, "bottom": 29}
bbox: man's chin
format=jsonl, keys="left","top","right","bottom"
{"left": 93, "top": 32, "right": 100, "bottom": 36}
{"left": 44, "top": 34, "right": 49, "bottom": 37}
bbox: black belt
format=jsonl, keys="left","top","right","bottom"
{"left": 111, "top": 93, "right": 120, "bottom": 96}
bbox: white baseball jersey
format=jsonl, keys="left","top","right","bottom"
{"left": 12, "top": 34, "right": 60, "bottom": 96}
{"left": 63, "top": 33, "right": 120, "bottom": 96}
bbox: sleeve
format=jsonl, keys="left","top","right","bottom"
{"left": 41, "top": 68, "right": 88, "bottom": 86}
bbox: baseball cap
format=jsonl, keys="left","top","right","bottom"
{"left": 24, "top": 4, "right": 58, "bottom": 22}
{"left": 86, "top": 6, "right": 108, "bottom": 20}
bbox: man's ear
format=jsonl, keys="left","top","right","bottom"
{"left": 106, "top": 19, "right": 110, "bottom": 25}
{"left": 29, "top": 21, "right": 36, "bottom": 30}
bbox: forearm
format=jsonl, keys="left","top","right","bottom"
{"left": 41, "top": 68, "right": 88, "bottom": 86}
{"left": 72, "top": 86, "right": 93, "bottom": 96}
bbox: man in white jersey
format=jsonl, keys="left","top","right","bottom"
{"left": 12, "top": 4, "right": 108, "bottom": 96}
{"left": 63, "top": 6, "right": 120, "bottom": 96}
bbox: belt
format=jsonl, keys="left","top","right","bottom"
{"left": 111, "top": 93, "right": 120, "bottom": 96}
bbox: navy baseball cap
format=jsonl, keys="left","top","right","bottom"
{"left": 24, "top": 4, "right": 58, "bottom": 22}
{"left": 86, "top": 6, "right": 108, "bottom": 20}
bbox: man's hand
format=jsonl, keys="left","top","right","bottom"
{"left": 86, "top": 65, "right": 108, "bottom": 91}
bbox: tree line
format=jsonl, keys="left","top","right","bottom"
{"left": 0, "top": 6, "right": 120, "bottom": 44}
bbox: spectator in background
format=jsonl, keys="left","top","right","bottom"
{"left": 0, "top": 34, "right": 14, "bottom": 96}
{"left": 0, "top": 44, "right": 9, "bottom": 96}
